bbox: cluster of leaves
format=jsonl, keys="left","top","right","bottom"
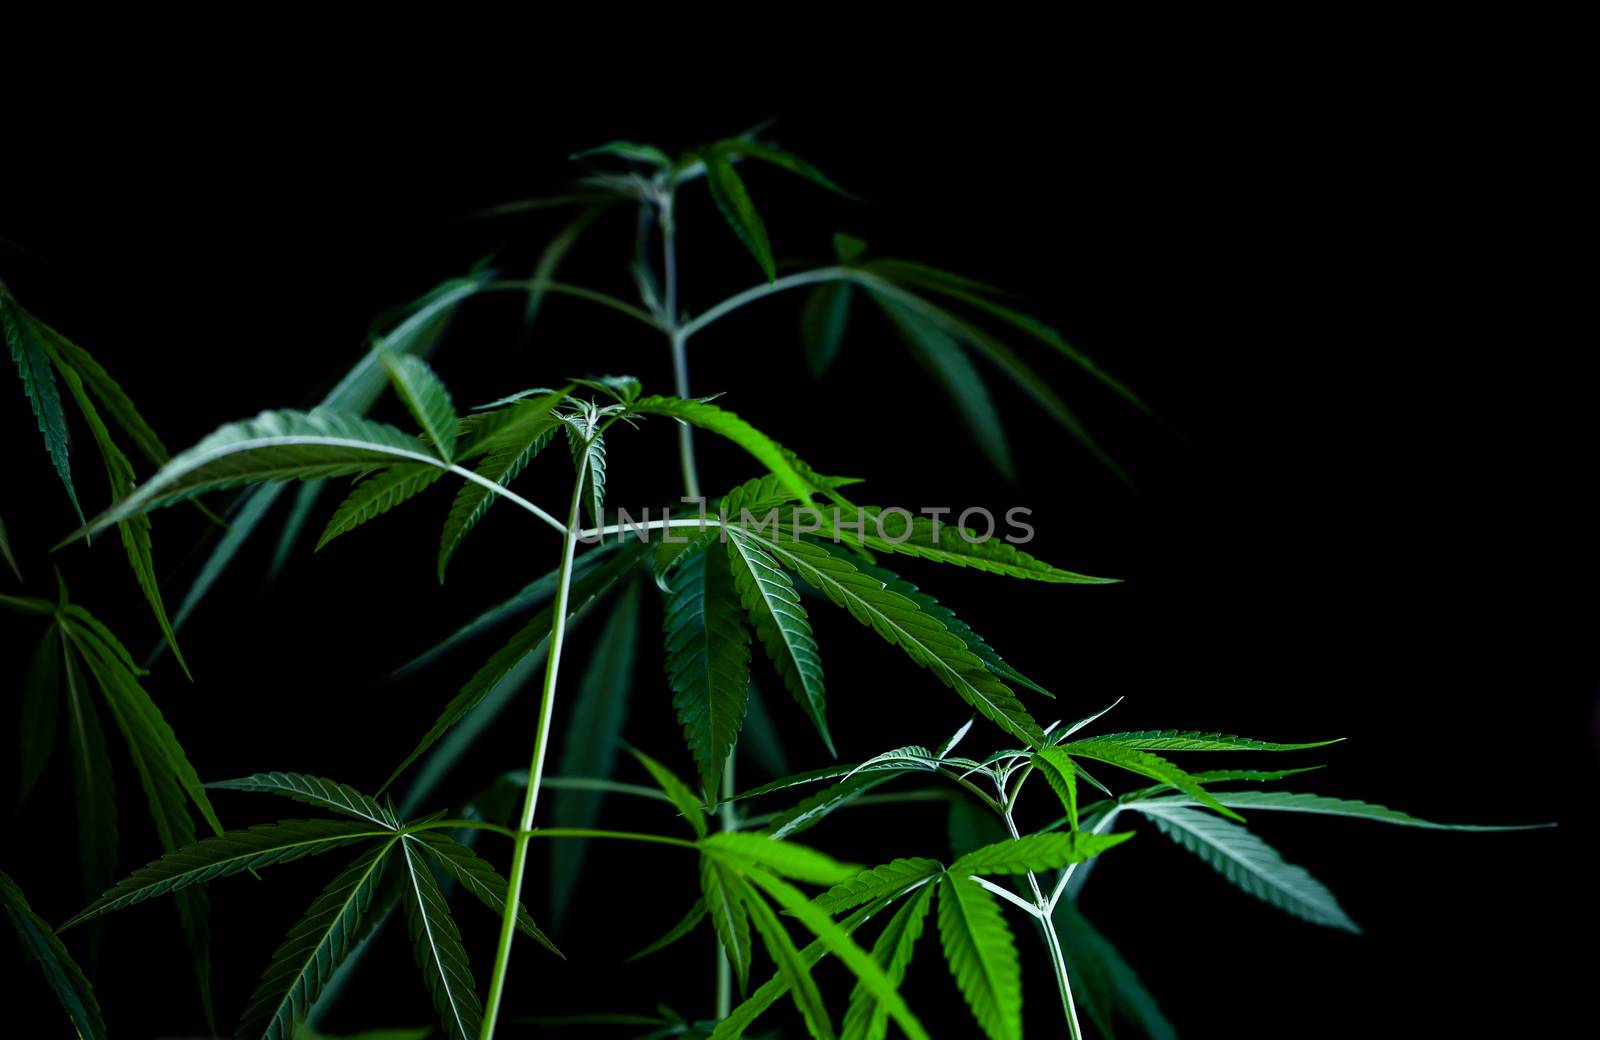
{"left": 2, "top": 129, "right": 1551, "bottom": 1040}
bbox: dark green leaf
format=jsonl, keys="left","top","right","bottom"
{"left": 730, "top": 872, "right": 835, "bottom": 1040}
{"left": 1053, "top": 899, "right": 1176, "bottom": 1040}
{"left": 725, "top": 530, "right": 831, "bottom": 754}
{"left": 701, "top": 856, "right": 753, "bottom": 994}
{"left": 841, "top": 879, "right": 935, "bottom": 1040}
{"left": 2, "top": 294, "right": 79, "bottom": 519}
{"left": 703, "top": 151, "right": 775, "bottom": 282}
{"left": 627, "top": 747, "right": 708, "bottom": 840}
{"left": 409, "top": 832, "right": 560, "bottom": 956}
{"left": 1138, "top": 805, "right": 1358, "bottom": 932}
{"left": 936, "top": 873, "right": 1020, "bottom": 1040}
{"left": 952, "top": 832, "right": 1132, "bottom": 877}
{"left": 1062, "top": 740, "right": 1244, "bottom": 822}
{"left": 814, "top": 858, "right": 942, "bottom": 916}
{"left": 1, "top": 871, "right": 106, "bottom": 1040}
{"left": 64, "top": 820, "right": 385, "bottom": 928}
{"left": 627, "top": 898, "right": 706, "bottom": 962}
{"left": 753, "top": 534, "right": 1044, "bottom": 748}
{"left": 237, "top": 840, "right": 396, "bottom": 1040}
{"left": 317, "top": 467, "right": 444, "bottom": 551}
{"left": 663, "top": 546, "right": 751, "bottom": 804}
{"left": 397, "top": 836, "right": 484, "bottom": 1040}
{"left": 209, "top": 773, "right": 398, "bottom": 828}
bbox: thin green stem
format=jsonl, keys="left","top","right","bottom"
{"left": 408, "top": 819, "right": 699, "bottom": 851}
{"left": 677, "top": 267, "right": 853, "bottom": 341}
{"left": 479, "top": 451, "right": 590, "bottom": 1040}
{"left": 996, "top": 778, "right": 1084, "bottom": 1040}
{"left": 485, "top": 280, "right": 661, "bottom": 331}
{"left": 715, "top": 751, "right": 737, "bottom": 1019}
{"left": 447, "top": 464, "right": 567, "bottom": 535}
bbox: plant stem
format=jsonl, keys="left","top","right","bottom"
{"left": 1000, "top": 792, "right": 1084, "bottom": 1040}
{"left": 677, "top": 267, "right": 852, "bottom": 341}
{"left": 478, "top": 452, "right": 590, "bottom": 1040}
{"left": 715, "top": 753, "right": 737, "bottom": 1018}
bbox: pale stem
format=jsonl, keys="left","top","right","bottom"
{"left": 677, "top": 267, "right": 853, "bottom": 341}
{"left": 1001, "top": 789, "right": 1085, "bottom": 1040}
{"left": 478, "top": 451, "right": 590, "bottom": 1040}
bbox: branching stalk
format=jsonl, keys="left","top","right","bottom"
{"left": 478, "top": 451, "right": 591, "bottom": 1040}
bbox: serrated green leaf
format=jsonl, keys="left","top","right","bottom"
{"left": 1138, "top": 804, "right": 1358, "bottom": 931}
{"left": 841, "top": 879, "right": 935, "bottom": 1040}
{"left": 752, "top": 534, "right": 1044, "bottom": 747}
{"left": 1089, "top": 731, "right": 1341, "bottom": 752}
{"left": 409, "top": 832, "right": 560, "bottom": 956}
{"left": 937, "top": 873, "right": 1020, "bottom": 1040}
{"left": 237, "top": 840, "right": 396, "bottom": 1040}
{"left": 2, "top": 294, "right": 79, "bottom": 520}
{"left": 1141, "top": 789, "right": 1550, "bottom": 830}
{"left": 628, "top": 897, "right": 706, "bottom": 962}
{"left": 1053, "top": 899, "right": 1176, "bottom": 1040}
{"left": 31, "top": 318, "right": 169, "bottom": 469}
{"left": 882, "top": 274, "right": 1151, "bottom": 415}
{"left": 838, "top": 553, "right": 1054, "bottom": 696}
{"left": 725, "top": 530, "right": 831, "bottom": 754}
{"left": 1062, "top": 740, "right": 1244, "bottom": 822}
{"left": 1, "top": 871, "right": 106, "bottom": 1040}
{"left": 53, "top": 354, "right": 192, "bottom": 675}
{"left": 64, "top": 820, "right": 386, "bottom": 928}
{"left": 627, "top": 747, "right": 708, "bottom": 840}
{"left": 571, "top": 140, "right": 673, "bottom": 167}
{"left": 72, "top": 620, "right": 217, "bottom": 1022}
{"left": 764, "top": 775, "right": 893, "bottom": 841}
{"left": 664, "top": 546, "right": 751, "bottom": 804}
{"left": 701, "top": 856, "right": 753, "bottom": 995}
{"left": 164, "top": 269, "right": 491, "bottom": 639}
{"left": 552, "top": 579, "right": 639, "bottom": 921}
{"left": 381, "top": 349, "right": 457, "bottom": 461}
{"left": 701, "top": 832, "right": 859, "bottom": 885}
{"left": 802, "top": 282, "right": 852, "bottom": 377}
{"left": 1034, "top": 747, "right": 1079, "bottom": 831}
{"left": 209, "top": 773, "right": 398, "bottom": 828}
{"left": 715, "top": 140, "right": 857, "bottom": 201}
{"left": 729, "top": 872, "right": 836, "bottom": 1040}
{"left": 716, "top": 860, "right": 931, "bottom": 1040}
{"left": 317, "top": 467, "right": 444, "bottom": 551}
{"left": 875, "top": 295, "right": 1014, "bottom": 481}
{"left": 439, "top": 410, "right": 561, "bottom": 581}
{"left": 823, "top": 504, "right": 1115, "bottom": 585}
{"left": 711, "top": 900, "right": 885, "bottom": 1040}
{"left": 64, "top": 409, "right": 445, "bottom": 546}
{"left": 565, "top": 423, "right": 607, "bottom": 538}
{"left": 952, "top": 831, "right": 1132, "bottom": 876}
{"left": 703, "top": 151, "right": 775, "bottom": 281}
{"left": 630, "top": 396, "right": 823, "bottom": 503}
{"left": 397, "top": 835, "right": 483, "bottom": 1040}
{"left": 814, "top": 858, "right": 942, "bottom": 916}
{"left": 65, "top": 615, "right": 222, "bottom": 837}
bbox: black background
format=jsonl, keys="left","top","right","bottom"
{"left": 2, "top": 70, "right": 1590, "bottom": 1039}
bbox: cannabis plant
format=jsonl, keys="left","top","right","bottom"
{"left": 4, "top": 130, "right": 1546, "bottom": 1040}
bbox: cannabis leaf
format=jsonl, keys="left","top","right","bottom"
{"left": 630, "top": 395, "right": 824, "bottom": 501}
{"left": 209, "top": 773, "right": 399, "bottom": 828}
{"left": 1135, "top": 804, "right": 1359, "bottom": 932}
{"left": 317, "top": 467, "right": 444, "bottom": 551}
{"left": 236, "top": 840, "right": 396, "bottom": 1040}
{"left": 1, "top": 871, "right": 106, "bottom": 1040}
{"left": 663, "top": 545, "right": 752, "bottom": 803}
{"left": 381, "top": 351, "right": 458, "bottom": 461}
{"left": 164, "top": 268, "right": 492, "bottom": 636}
{"left": 398, "top": 835, "right": 484, "bottom": 1040}
{"left": 841, "top": 880, "right": 935, "bottom": 1040}
{"left": 2, "top": 287, "right": 79, "bottom": 519}
{"left": 937, "top": 872, "right": 1022, "bottom": 1040}
{"left": 749, "top": 533, "right": 1044, "bottom": 747}
{"left": 702, "top": 150, "right": 775, "bottom": 282}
